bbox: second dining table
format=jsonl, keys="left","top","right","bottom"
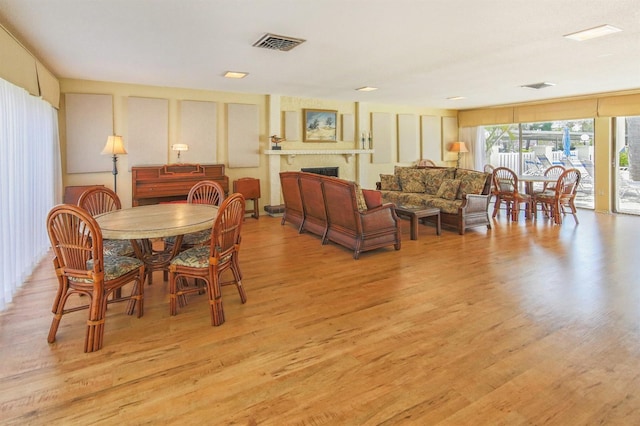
{"left": 517, "top": 174, "right": 559, "bottom": 219}
{"left": 95, "top": 203, "right": 219, "bottom": 284}
{"left": 517, "top": 174, "right": 559, "bottom": 196}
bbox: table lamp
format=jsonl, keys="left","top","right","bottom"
{"left": 449, "top": 141, "right": 469, "bottom": 168}
{"left": 172, "top": 144, "right": 189, "bottom": 162}
{"left": 101, "top": 135, "right": 127, "bottom": 193}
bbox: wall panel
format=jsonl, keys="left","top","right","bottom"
{"left": 397, "top": 114, "right": 419, "bottom": 163}
{"left": 421, "top": 115, "right": 441, "bottom": 162}
{"left": 228, "top": 103, "right": 260, "bottom": 168}
{"left": 127, "top": 97, "right": 169, "bottom": 168}
{"left": 371, "top": 112, "right": 393, "bottom": 164}
{"left": 65, "top": 93, "right": 113, "bottom": 173}
{"left": 179, "top": 100, "right": 217, "bottom": 164}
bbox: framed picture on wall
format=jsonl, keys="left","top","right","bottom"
{"left": 303, "top": 109, "right": 337, "bottom": 142}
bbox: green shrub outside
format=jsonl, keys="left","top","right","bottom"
{"left": 620, "top": 151, "right": 629, "bottom": 167}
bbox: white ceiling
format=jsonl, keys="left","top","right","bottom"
{"left": 0, "top": 0, "right": 639, "bottom": 110}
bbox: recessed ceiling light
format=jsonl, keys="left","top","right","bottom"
{"left": 224, "top": 71, "right": 248, "bottom": 79}
{"left": 356, "top": 86, "right": 378, "bottom": 92}
{"left": 564, "top": 24, "right": 622, "bottom": 41}
{"left": 447, "top": 96, "right": 466, "bottom": 100}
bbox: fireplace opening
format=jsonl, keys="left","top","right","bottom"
{"left": 301, "top": 167, "right": 339, "bottom": 177}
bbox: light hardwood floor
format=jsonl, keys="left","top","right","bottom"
{"left": 2, "top": 210, "right": 640, "bottom": 425}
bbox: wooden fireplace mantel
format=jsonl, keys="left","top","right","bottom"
{"left": 264, "top": 149, "right": 374, "bottom": 165}
{"left": 263, "top": 148, "right": 374, "bottom": 212}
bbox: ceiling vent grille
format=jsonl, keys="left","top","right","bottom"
{"left": 521, "top": 82, "right": 556, "bottom": 90}
{"left": 253, "top": 33, "right": 306, "bottom": 51}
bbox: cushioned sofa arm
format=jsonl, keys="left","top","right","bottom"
{"left": 360, "top": 203, "right": 399, "bottom": 231}
{"left": 457, "top": 193, "right": 491, "bottom": 235}
{"left": 461, "top": 193, "right": 490, "bottom": 213}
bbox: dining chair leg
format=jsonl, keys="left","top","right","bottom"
{"left": 207, "top": 274, "right": 225, "bottom": 326}
{"left": 570, "top": 202, "right": 579, "bottom": 224}
{"left": 85, "top": 293, "right": 106, "bottom": 353}
{"left": 168, "top": 271, "right": 179, "bottom": 316}
{"left": 511, "top": 202, "right": 519, "bottom": 221}
{"left": 553, "top": 200, "right": 562, "bottom": 224}
{"left": 492, "top": 197, "right": 501, "bottom": 218}
{"left": 230, "top": 258, "right": 247, "bottom": 304}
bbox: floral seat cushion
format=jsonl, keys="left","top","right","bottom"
{"left": 165, "top": 228, "right": 212, "bottom": 247}
{"left": 72, "top": 256, "right": 144, "bottom": 283}
{"left": 103, "top": 239, "right": 135, "bottom": 257}
{"left": 171, "top": 246, "right": 232, "bottom": 268}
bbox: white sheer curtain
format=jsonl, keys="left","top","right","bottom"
{"left": 458, "top": 126, "right": 486, "bottom": 171}
{"left": 0, "top": 78, "right": 62, "bottom": 311}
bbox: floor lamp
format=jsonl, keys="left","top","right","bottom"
{"left": 449, "top": 141, "right": 469, "bottom": 168}
{"left": 101, "top": 135, "right": 127, "bottom": 193}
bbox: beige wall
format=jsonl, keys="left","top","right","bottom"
{"left": 59, "top": 80, "right": 454, "bottom": 209}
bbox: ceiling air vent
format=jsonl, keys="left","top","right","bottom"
{"left": 521, "top": 82, "right": 556, "bottom": 90}
{"left": 253, "top": 33, "right": 306, "bottom": 52}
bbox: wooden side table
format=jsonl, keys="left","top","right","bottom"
{"left": 394, "top": 205, "right": 441, "bottom": 240}
{"left": 233, "top": 178, "right": 260, "bottom": 219}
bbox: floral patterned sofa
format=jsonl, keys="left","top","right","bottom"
{"left": 377, "top": 166, "right": 492, "bottom": 235}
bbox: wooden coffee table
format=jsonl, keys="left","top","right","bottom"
{"left": 394, "top": 205, "right": 441, "bottom": 240}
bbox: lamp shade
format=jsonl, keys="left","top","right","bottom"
{"left": 171, "top": 144, "right": 189, "bottom": 152}
{"left": 449, "top": 141, "right": 469, "bottom": 153}
{"left": 101, "top": 135, "right": 127, "bottom": 155}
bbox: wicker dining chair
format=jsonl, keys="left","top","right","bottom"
{"left": 533, "top": 168, "right": 581, "bottom": 225}
{"left": 532, "top": 165, "right": 565, "bottom": 217}
{"left": 539, "top": 165, "right": 565, "bottom": 193}
{"left": 78, "top": 186, "right": 135, "bottom": 258}
{"left": 46, "top": 204, "right": 145, "bottom": 352}
{"left": 491, "top": 166, "right": 531, "bottom": 221}
{"left": 165, "top": 180, "right": 226, "bottom": 251}
{"left": 168, "top": 193, "right": 247, "bottom": 326}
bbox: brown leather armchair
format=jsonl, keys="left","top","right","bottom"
{"left": 321, "top": 176, "right": 401, "bottom": 259}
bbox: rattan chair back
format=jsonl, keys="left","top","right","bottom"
{"left": 77, "top": 186, "right": 122, "bottom": 216}
{"left": 188, "top": 180, "right": 225, "bottom": 206}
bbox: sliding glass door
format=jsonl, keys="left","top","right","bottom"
{"left": 614, "top": 116, "right": 640, "bottom": 215}
{"left": 482, "top": 119, "right": 594, "bottom": 210}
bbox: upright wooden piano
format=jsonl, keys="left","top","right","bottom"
{"left": 131, "top": 164, "right": 229, "bottom": 206}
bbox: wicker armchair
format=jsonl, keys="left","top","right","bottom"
{"left": 168, "top": 193, "right": 247, "bottom": 326}
{"left": 46, "top": 204, "right": 145, "bottom": 352}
